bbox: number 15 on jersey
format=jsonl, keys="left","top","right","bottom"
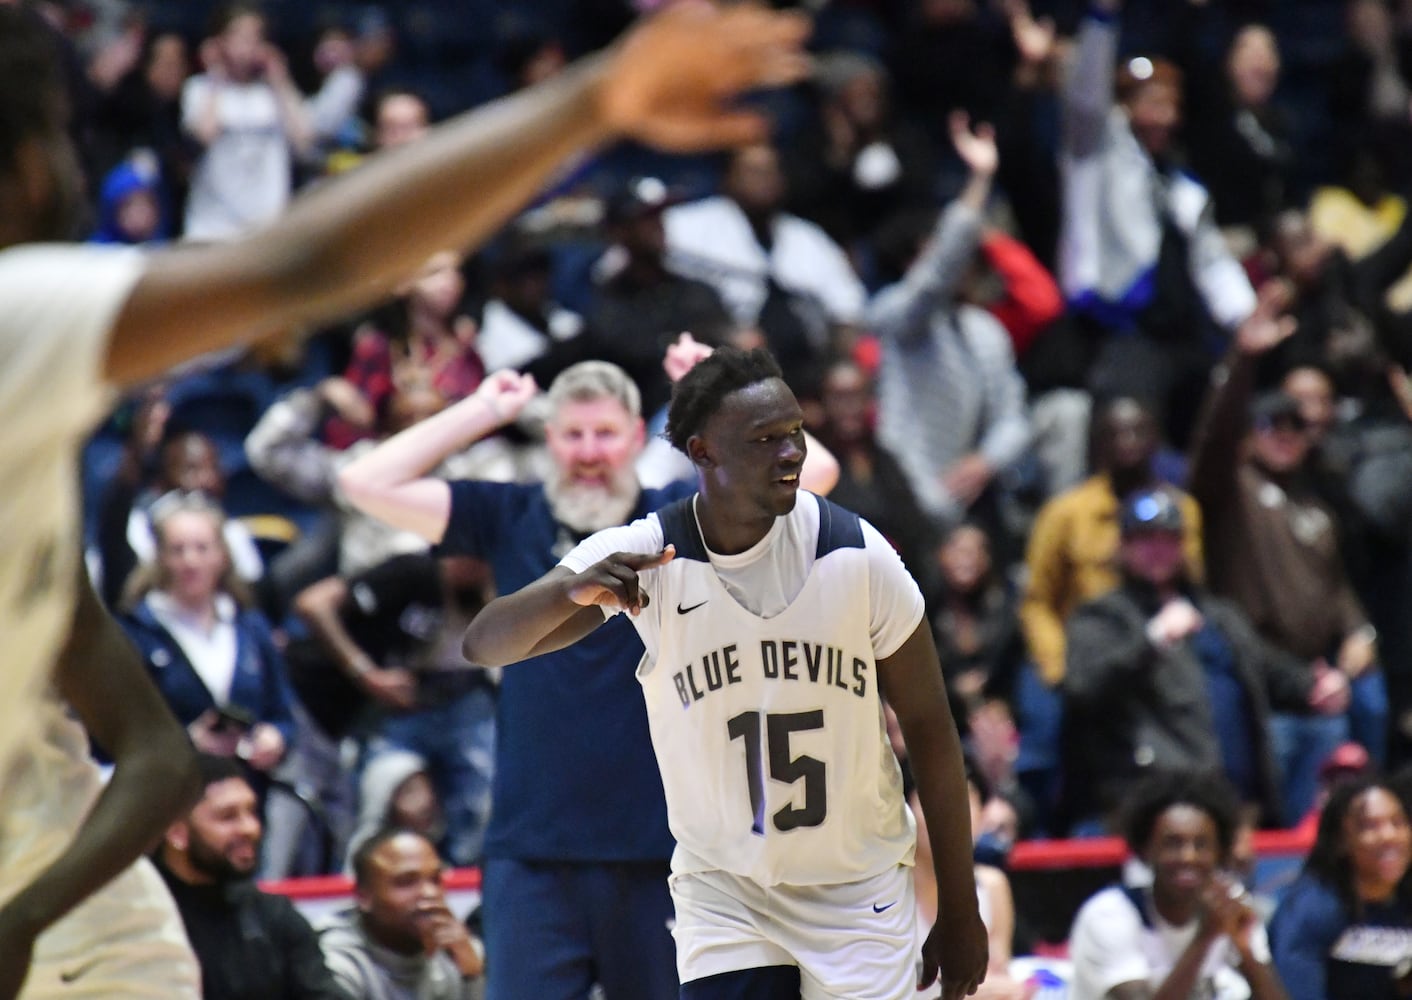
{"left": 727, "top": 709, "right": 828, "bottom": 835}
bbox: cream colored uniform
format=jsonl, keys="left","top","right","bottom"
{"left": 561, "top": 493, "right": 927, "bottom": 998}
{"left": 0, "top": 244, "right": 199, "bottom": 997}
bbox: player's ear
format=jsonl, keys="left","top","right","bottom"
{"left": 687, "top": 435, "right": 712, "bottom": 469}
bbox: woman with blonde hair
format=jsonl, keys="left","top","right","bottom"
{"left": 120, "top": 492, "right": 296, "bottom": 772}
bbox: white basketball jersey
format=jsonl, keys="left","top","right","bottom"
{"left": 640, "top": 495, "right": 915, "bottom": 887}
{"left": 0, "top": 244, "right": 143, "bottom": 819}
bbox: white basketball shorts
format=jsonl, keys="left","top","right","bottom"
{"left": 670, "top": 862, "right": 919, "bottom": 1000}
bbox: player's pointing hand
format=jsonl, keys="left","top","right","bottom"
{"left": 566, "top": 546, "right": 676, "bottom": 616}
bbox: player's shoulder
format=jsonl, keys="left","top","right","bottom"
{"left": 655, "top": 492, "right": 703, "bottom": 561}
{"left": 0, "top": 241, "right": 141, "bottom": 278}
{"left": 812, "top": 493, "right": 866, "bottom": 558}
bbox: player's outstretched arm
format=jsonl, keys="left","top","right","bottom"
{"left": 338, "top": 371, "right": 539, "bottom": 543}
{"left": 877, "top": 622, "right": 989, "bottom": 1000}
{"left": 0, "top": 567, "right": 200, "bottom": 1000}
{"left": 106, "top": 3, "right": 811, "bottom": 389}
{"left": 463, "top": 549, "right": 674, "bottom": 666}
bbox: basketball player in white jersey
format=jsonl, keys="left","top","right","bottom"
{"left": 463, "top": 347, "right": 989, "bottom": 1000}
{"left": 0, "top": 7, "right": 811, "bottom": 996}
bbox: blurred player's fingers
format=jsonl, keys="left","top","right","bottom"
{"left": 653, "top": 111, "right": 772, "bottom": 152}
{"left": 918, "top": 951, "right": 939, "bottom": 990}
{"left": 623, "top": 545, "right": 675, "bottom": 571}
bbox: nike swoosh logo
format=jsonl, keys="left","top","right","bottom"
{"left": 676, "top": 600, "right": 707, "bottom": 614}
{"left": 60, "top": 958, "right": 103, "bottom": 983}
{"left": 873, "top": 901, "right": 897, "bottom": 913}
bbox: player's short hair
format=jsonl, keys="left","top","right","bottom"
{"left": 665, "top": 347, "right": 785, "bottom": 453}
{"left": 1120, "top": 771, "right": 1240, "bottom": 860}
{"left": 0, "top": 8, "right": 67, "bottom": 173}
{"left": 547, "top": 360, "right": 641, "bottom": 420}
{"left": 351, "top": 827, "right": 433, "bottom": 887}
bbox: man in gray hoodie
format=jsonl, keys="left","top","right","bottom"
{"left": 319, "top": 829, "right": 483, "bottom": 1000}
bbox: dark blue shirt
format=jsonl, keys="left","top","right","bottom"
{"left": 119, "top": 597, "right": 298, "bottom": 749}
{"left": 1270, "top": 873, "right": 1412, "bottom": 1000}
{"left": 1191, "top": 620, "right": 1258, "bottom": 801}
{"left": 440, "top": 479, "right": 693, "bottom": 862}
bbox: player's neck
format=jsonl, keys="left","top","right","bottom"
{"left": 694, "top": 494, "right": 774, "bottom": 556}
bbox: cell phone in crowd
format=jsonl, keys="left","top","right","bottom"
{"left": 213, "top": 705, "right": 256, "bottom": 733}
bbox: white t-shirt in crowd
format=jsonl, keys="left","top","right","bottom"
{"left": 664, "top": 196, "right": 866, "bottom": 328}
{"left": 1069, "top": 886, "right": 1271, "bottom": 1000}
{"left": 181, "top": 75, "right": 293, "bottom": 241}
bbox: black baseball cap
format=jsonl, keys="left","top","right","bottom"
{"left": 1120, "top": 488, "right": 1184, "bottom": 537}
{"left": 603, "top": 176, "right": 682, "bottom": 225}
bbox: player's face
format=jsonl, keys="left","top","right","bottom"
{"left": 1344, "top": 788, "right": 1412, "bottom": 896}
{"left": 697, "top": 377, "right": 806, "bottom": 519}
{"left": 359, "top": 834, "right": 447, "bottom": 953}
{"left": 157, "top": 510, "right": 229, "bottom": 605}
{"left": 185, "top": 778, "right": 262, "bottom": 880}
{"left": 1146, "top": 804, "right": 1220, "bottom": 906}
{"left": 546, "top": 396, "right": 645, "bottom": 488}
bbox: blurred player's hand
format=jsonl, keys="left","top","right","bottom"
{"left": 920, "top": 906, "right": 988, "bottom": 1000}
{"left": 597, "top": 2, "right": 812, "bottom": 151}
{"left": 0, "top": 909, "right": 37, "bottom": 1000}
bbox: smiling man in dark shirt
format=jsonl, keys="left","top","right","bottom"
{"left": 156, "top": 755, "right": 344, "bottom": 1000}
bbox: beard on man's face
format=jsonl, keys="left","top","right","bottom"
{"left": 544, "top": 461, "right": 641, "bottom": 534}
{"left": 185, "top": 824, "right": 259, "bottom": 882}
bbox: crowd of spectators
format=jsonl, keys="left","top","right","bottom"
{"left": 32, "top": 0, "right": 1412, "bottom": 989}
